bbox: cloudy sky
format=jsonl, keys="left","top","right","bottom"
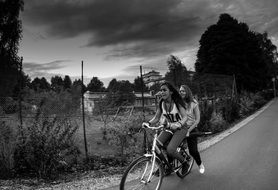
{"left": 19, "top": 0, "right": 278, "bottom": 86}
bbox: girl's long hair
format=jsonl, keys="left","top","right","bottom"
{"left": 180, "top": 84, "right": 194, "bottom": 103}
{"left": 159, "top": 81, "right": 185, "bottom": 110}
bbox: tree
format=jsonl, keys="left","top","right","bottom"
{"left": 107, "top": 78, "right": 118, "bottom": 92}
{"left": 133, "top": 76, "right": 148, "bottom": 92}
{"left": 30, "top": 77, "right": 51, "bottom": 91}
{"left": 106, "top": 79, "right": 135, "bottom": 106}
{"left": 87, "top": 77, "right": 105, "bottom": 92}
{"left": 195, "top": 13, "right": 278, "bottom": 92}
{"left": 72, "top": 79, "right": 86, "bottom": 93}
{"left": 0, "top": 0, "right": 24, "bottom": 97}
{"left": 165, "top": 55, "right": 188, "bottom": 87}
{"left": 63, "top": 75, "right": 72, "bottom": 90}
{"left": 51, "top": 76, "right": 64, "bottom": 92}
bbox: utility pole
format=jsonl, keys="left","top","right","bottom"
{"left": 81, "top": 61, "right": 88, "bottom": 161}
{"left": 140, "top": 66, "right": 145, "bottom": 118}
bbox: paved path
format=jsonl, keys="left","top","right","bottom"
{"left": 160, "top": 98, "right": 278, "bottom": 190}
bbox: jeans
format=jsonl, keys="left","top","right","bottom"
{"left": 157, "top": 128, "right": 187, "bottom": 163}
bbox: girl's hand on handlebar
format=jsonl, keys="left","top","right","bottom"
{"left": 170, "top": 122, "right": 182, "bottom": 130}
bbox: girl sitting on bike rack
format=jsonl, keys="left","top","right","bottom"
{"left": 146, "top": 81, "right": 189, "bottom": 173}
{"left": 180, "top": 84, "right": 205, "bottom": 174}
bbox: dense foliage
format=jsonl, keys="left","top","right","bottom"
{"left": 165, "top": 55, "right": 189, "bottom": 87}
{"left": 0, "top": 0, "right": 24, "bottom": 97}
{"left": 195, "top": 13, "right": 278, "bottom": 92}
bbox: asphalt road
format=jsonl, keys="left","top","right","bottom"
{"left": 161, "top": 98, "right": 278, "bottom": 190}
{"left": 106, "top": 98, "right": 278, "bottom": 190}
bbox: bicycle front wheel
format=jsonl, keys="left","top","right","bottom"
{"left": 120, "top": 156, "right": 163, "bottom": 190}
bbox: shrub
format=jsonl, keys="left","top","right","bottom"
{"left": 198, "top": 101, "right": 214, "bottom": 132}
{"left": 0, "top": 121, "right": 15, "bottom": 179}
{"left": 209, "top": 111, "right": 227, "bottom": 133}
{"left": 221, "top": 98, "right": 240, "bottom": 123}
{"left": 238, "top": 93, "right": 254, "bottom": 117}
{"left": 13, "top": 115, "right": 80, "bottom": 179}
{"left": 253, "top": 92, "right": 267, "bottom": 109}
{"left": 104, "top": 115, "right": 145, "bottom": 165}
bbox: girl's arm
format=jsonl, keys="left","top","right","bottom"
{"left": 148, "top": 107, "right": 162, "bottom": 125}
{"left": 187, "top": 104, "right": 200, "bottom": 133}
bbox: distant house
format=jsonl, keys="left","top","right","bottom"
{"left": 133, "top": 92, "right": 156, "bottom": 107}
{"left": 83, "top": 91, "right": 157, "bottom": 113}
{"left": 83, "top": 91, "right": 107, "bottom": 112}
{"left": 142, "top": 70, "right": 164, "bottom": 87}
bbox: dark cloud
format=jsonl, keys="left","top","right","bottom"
{"left": 23, "top": 60, "right": 70, "bottom": 76}
{"left": 22, "top": 0, "right": 278, "bottom": 58}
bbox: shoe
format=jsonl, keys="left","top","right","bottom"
{"left": 199, "top": 163, "right": 205, "bottom": 174}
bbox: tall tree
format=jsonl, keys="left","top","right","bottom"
{"left": 51, "top": 76, "right": 64, "bottom": 92}
{"left": 0, "top": 0, "right": 24, "bottom": 97}
{"left": 87, "top": 77, "right": 105, "bottom": 92}
{"left": 195, "top": 13, "right": 278, "bottom": 92}
{"left": 31, "top": 77, "right": 51, "bottom": 91}
{"left": 165, "top": 55, "right": 188, "bottom": 87}
{"left": 106, "top": 79, "right": 135, "bottom": 106}
{"left": 133, "top": 76, "right": 148, "bottom": 92}
{"left": 72, "top": 79, "right": 86, "bottom": 93}
{"left": 107, "top": 78, "right": 118, "bottom": 92}
{"left": 63, "top": 75, "right": 72, "bottom": 90}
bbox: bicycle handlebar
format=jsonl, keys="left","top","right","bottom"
{"left": 142, "top": 122, "right": 213, "bottom": 137}
{"left": 142, "top": 122, "right": 166, "bottom": 130}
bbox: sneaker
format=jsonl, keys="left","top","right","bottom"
{"left": 199, "top": 163, "right": 205, "bottom": 174}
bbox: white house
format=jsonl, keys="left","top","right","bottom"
{"left": 142, "top": 70, "right": 164, "bottom": 87}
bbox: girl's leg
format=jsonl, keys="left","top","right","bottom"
{"left": 166, "top": 128, "right": 187, "bottom": 163}
{"left": 157, "top": 131, "right": 173, "bottom": 147}
{"left": 187, "top": 135, "right": 202, "bottom": 165}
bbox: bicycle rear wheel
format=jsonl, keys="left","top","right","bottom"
{"left": 175, "top": 148, "right": 194, "bottom": 178}
{"left": 120, "top": 156, "right": 164, "bottom": 190}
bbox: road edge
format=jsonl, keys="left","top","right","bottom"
{"left": 198, "top": 98, "right": 275, "bottom": 152}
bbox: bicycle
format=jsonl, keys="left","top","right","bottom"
{"left": 120, "top": 122, "right": 212, "bottom": 190}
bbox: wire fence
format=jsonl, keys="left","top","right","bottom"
{"left": 0, "top": 61, "right": 238, "bottom": 160}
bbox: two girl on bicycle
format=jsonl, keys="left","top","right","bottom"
{"left": 147, "top": 82, "right": 205, "bottom": 174}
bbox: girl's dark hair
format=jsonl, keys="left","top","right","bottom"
{"left": 159, "top": 81, "right": 185, "bottom": 110}
{"left": 180, "top": 84, "right": 194, "bottom": 103}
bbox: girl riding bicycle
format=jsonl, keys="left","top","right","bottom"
{"left": 146, "top": 82, "right": 189, "bottom": 171}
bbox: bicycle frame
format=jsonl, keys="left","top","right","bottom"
{"left": 141, "top": 124, "right": 183, "bottom": 182}
{"left": 140, "top": 124, "right": 164, "bottom": 183}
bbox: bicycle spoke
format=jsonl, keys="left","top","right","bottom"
{"left": 120, "top": 156, "right": 163, "bottom": 190}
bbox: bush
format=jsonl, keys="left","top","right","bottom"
{"left": 198, "top": 101, "right": 214, "bottom": 132}
{"left": 253, "top": 92, "right": 267, "bottom": 109}
{"left": 238, "top": 93, "right": 255, "bottom": 117}
{"left": 209, "top": 111, "right": 227, "bottom": 133}
{"left": 221, "top": 98, "right": 240, "bottom": 123}
{"left": 0, "top": 121, "right": 15, "bottom": 179}
{"left": 13, "top": 115, "right": 80, "bottom": 179}
{"left": 103, "top": 115, "right": 145, "bottom": 165}
{"left": 1, "top": 97, "right": 18, "bottom": 114}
